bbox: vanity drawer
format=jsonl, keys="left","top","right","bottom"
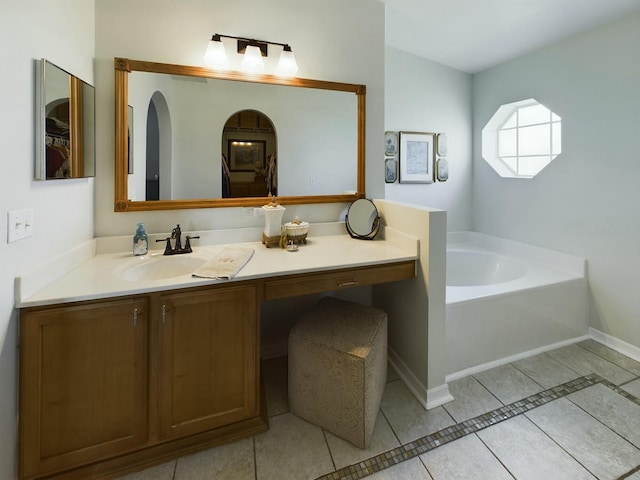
{"left": 263, "top": 260, "right": 415, "bottom": 300}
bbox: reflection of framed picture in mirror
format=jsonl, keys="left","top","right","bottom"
{"left": 399, "top": 131, "right": 435, "bottom": 184}
{"left": 127, "top": 105, "right": 133, "bottom": 174}
{"left": 228, "top": 139, "right": 266, "bottom": 171}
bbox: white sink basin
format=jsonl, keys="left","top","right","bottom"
{"left": 121, "top": 254, "right": 208, "bottom": 281}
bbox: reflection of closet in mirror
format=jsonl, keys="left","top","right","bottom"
{"left": 36, "top": 59, "right": 95, "bottom": 180}
{"left": 222, "top": 110, "right": 276, "bottom": 198}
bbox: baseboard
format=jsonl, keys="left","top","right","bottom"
{"left": 445, "top": 334, "right": 591, "bottom": 383}
{"left": 426, "top": 384, "right": 455, "bottom": 410}
{"left": 388, "top": 347, "right": 453, "bottom": 410}
{"left": 589, "top": 327, "right": 640, "bottom": 363}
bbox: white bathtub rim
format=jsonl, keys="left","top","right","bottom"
{"left": 447, "top": 231, "right": 586, "bottom": 277}
{"left": 446, "top": 231, "right": 586, "bottom": 305}
{"left": 447, "top": 250, "right": 527, "bottom": 287}
{"left": 447, "top": 276, "right": 585, "bottom": 306}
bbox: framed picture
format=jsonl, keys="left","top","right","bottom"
{"left": 127, "top": 105, "right": 134, "bottom": 174}
{"left": 228, "top": 139, "right": 266, "bottom": 171}
{"left": 384, "top": 131, "right": 398, "bottom": 156}
{"left": 399, "top": 131, "right": 435, "bottom": 184}
{"left": 385, "top": 157, "right": 397, "bottom": 183}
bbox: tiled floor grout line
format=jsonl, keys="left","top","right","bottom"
{"left": 576, "top": 341, "right": 640, "bottom": 378}
{"left": 473, "top": 433, "right": 518, "bottom": 480}
{"left": 552, "top": 381, "right": 640, "bottom": 479}
{"left": 521, "top": 404, "right": 601, "bottom": 479}
{"left": 315, "top": 374, "right": 608, "bottom": 480}
{"left": 322, "top": 428, "right": 338, "bottom": 473}
{"left": 252, "top": 437, "right": 258, "bottom": 480}
{"left": 377, "top": 408, "right": 402, "bottom": 450}
{"left": 616, "top": 463, "right": 640, "bottom": 480}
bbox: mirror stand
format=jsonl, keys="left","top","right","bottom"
{"left": 345, "top": 199, "right": 380, "bottom": 240}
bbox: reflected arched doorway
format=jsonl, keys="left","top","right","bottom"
{"left": 145, "top": 91, "right": 172, "bottom": 200}
{"left": 222, "top": 109, "right": 277, "bottom": 198}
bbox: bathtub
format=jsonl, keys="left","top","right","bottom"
{"left": 446, "top": 232, "right": 589, "bottom": 379}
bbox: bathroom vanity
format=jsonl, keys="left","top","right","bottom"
{"left": 17, "top": 232, "right": 417, "bottom": 480}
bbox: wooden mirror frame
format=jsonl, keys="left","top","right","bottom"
{"left": 114, "top": 57, "right": 366, "bottom": 212}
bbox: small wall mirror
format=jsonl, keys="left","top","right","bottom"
{"left": 36, "top": 59, "right": 95, "bottom": 180}
{"left": 345, "top": 198, "right": 380, "bottom": 240}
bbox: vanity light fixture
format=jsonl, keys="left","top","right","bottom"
{"left": 204, "top": 33, "right": 299, "bottom": 77}
{"left": 203, "top": 34, "right": 229, "bottom": 69}
{"left": 241, "top": 44, "right": 265, "bottom": 72}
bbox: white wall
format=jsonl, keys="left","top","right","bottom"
{"left": 0, "top": 1, "right": 95, "bottom": 478}
{"left": 384, "top": 46, "right": 473, "bottom": 231}
{"left": 472, "top": 13, "right": 640, "bottom": 348}
{"left": 95, "top": 0, "right": 385, "bottom": 236}
{"left": 373, "top": 200, "right": 449, "bottom": 407}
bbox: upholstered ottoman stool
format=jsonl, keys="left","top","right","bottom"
{"left": 288, "top": 296, "right": 387, "bottom": 448}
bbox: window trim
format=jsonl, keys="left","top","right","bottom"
{"left": 482, "top": 98, "right": 561, "bottom": 179}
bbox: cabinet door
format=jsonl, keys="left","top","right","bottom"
{"left": 159, "top": 284, "right": 258, "bottom": 439}
{"left": 20, "top": 298, "right": 147, "bottom": 479}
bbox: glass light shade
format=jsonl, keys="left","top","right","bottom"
{"left": 241, "top": 45, "right": 264, "bottom": 72}
{"left": 275, "top": 49, "right": 299, "bottom": 77}
{"left": 204, "top": 39, "right": 229, "bottom": 69}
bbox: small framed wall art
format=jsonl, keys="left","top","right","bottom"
{"left": 399, "top": 131, "right": 435, "bottom": 183}
{"left": 384, "top": 131, "right": 398, "bottom": 156}
{"left": 384, "top": 157, "right": 397, "bottom": 183}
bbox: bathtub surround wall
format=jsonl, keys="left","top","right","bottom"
{"left": 472, "top": 13, "right": 640, "bottom": 351}
{"left": 0, "top": 2, "right": 95, "bottom": 478}
{"left": 384, "top": 46, "right": 473, "bottom": 232}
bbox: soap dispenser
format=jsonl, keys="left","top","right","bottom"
{"left": 133, "top": 222, "right": 148, "bottom": 256}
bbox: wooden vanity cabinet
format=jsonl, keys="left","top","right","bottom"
{"left": 19, "top": 297, "right": 149, "bottom": 479}
{"left": 158, "top": 284, "right": 259, "bottom": 440}
{"left": 19, "top": 282, "right": 264, "bottom": 480}
{"left": 18, "top": 260, "right": 415, "bottom": 479}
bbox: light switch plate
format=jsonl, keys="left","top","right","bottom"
{"left": 7, "top": 208, "right": 34, "bottom": 243}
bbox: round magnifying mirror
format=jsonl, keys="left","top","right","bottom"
{"left": 345, "top": 199, "right": 380, "bottom": 240}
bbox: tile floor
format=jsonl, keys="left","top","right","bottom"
{"left": 117, "top": 339, "right": 640, "bottom": 480}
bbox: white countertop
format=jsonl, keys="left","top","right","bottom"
{"left": 17, "top": 229, "right": 418, "bottom": 308}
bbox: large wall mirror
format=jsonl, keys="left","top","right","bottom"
{"left": 36, "top": 59, "right": 95, "bottom": 180}
{"left": 114, "top": 58, "right": 366, "bottom": 211}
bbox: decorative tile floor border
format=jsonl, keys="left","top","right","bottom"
{"left": 316, "top": 374, "right": 634, "bottom": 480}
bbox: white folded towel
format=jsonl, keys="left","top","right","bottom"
{"left": 192, "top": 247, "right": 255, "bottom": 280}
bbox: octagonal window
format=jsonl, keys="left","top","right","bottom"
{"left": 482, "top": 99, "right": 561, "bottom": 178}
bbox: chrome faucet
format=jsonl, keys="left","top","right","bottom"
{"left": 156, "top": 224, "right": 200, "bottom": 255}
